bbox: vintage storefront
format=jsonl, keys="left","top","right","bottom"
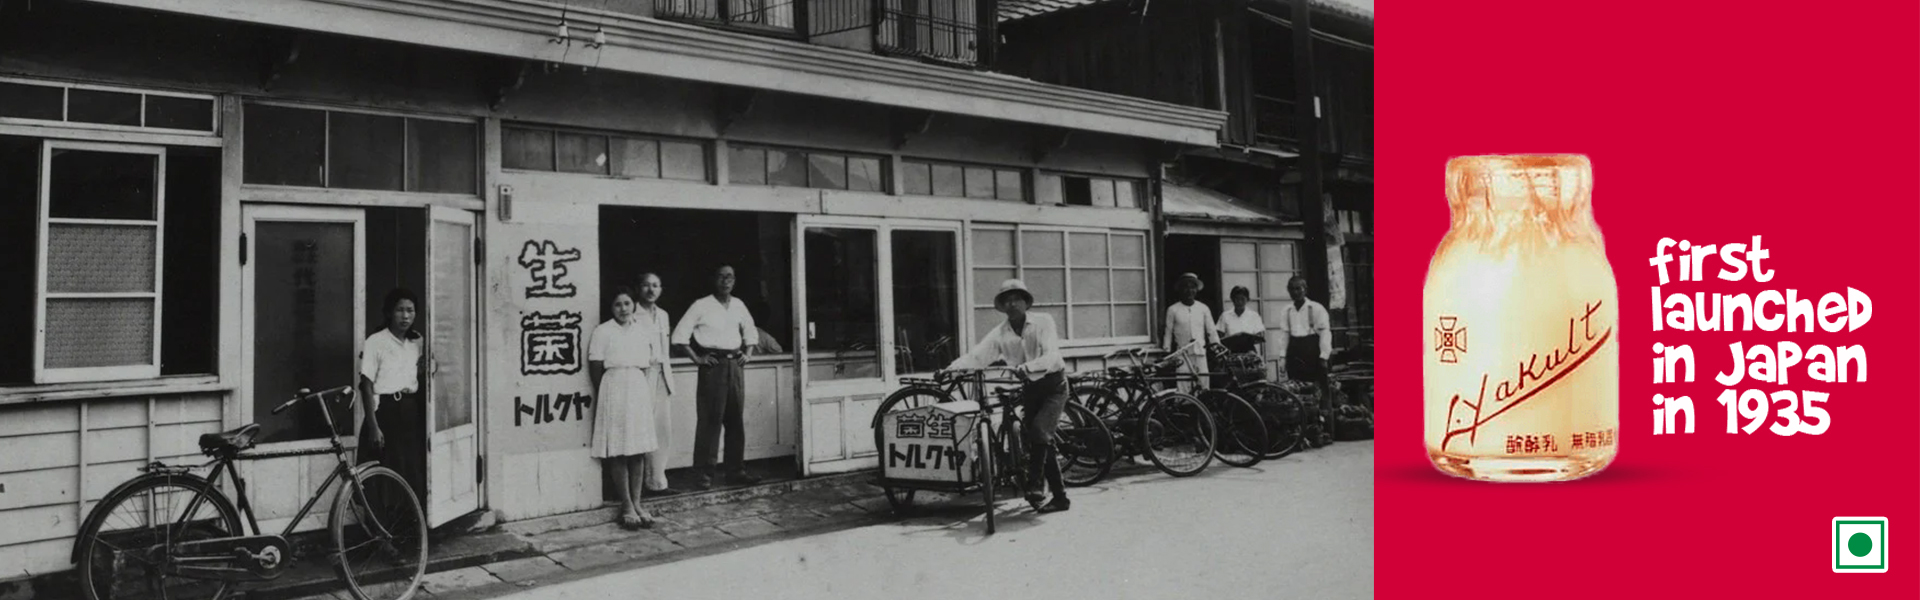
{"left": 0, "top": 0, "right": 1223, "bottom": 585}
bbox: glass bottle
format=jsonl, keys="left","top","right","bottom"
{"left": 1424, "top": 155, "right": 1618, "bottom": 482}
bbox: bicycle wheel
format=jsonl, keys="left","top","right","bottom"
{"left": 1070, "top": 384, "right": 1127, "bottom": 420}
{"left": 1199, "top": 390, "right": 1268, "bottom": 468}
{"left": 872, "top": 386, "right": 953, "bottom": 513}
{"left": 1054, "top": 402, "right": 1115, "bottom": 486}
{"left": 974, "top": 424, "right": 996, "bottom": 535}
{"left": 330, "top": 465, "right": 428, "bottom": 600}
{"left": 78, "top": 474, "right": 244, "bottom": 600}
{"left": 1002, "top": 416, "right": 1028, "bottom": 495}
{"left": 1240, "top": 382, "right": 1304, "bottom": 459}
{"left": 1141, "top": 392, "right": 1216, "bottom": 477}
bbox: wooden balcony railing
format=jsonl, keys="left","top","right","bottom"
{"left": 656, "top": 0, "right": 800, "bottom": 34}
{"left": 653, "top": 0, "right": 990, "bottom": 67}
{"left": 876, "top": 1, "right": 982, "bottom": 65}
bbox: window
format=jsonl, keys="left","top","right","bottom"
{"left": 656, "top": 0, "right": 797, "bottom": 31}
{"left": 1220, "top": 240, "right": 1300, "bottom": 337}
{"left": 243, "top": 103, "right": 478, "bottom": 194}
{"left": 970, "top": 225, "right": 1149, "bottom": 342}
{"left": 501, "top": 125, "right": 708, "bottom": 182}
{"left": 729, "top": 145, "right": 883, "bottom": 192}
{"left": 0, "top": 78, "right": 216, "bottom": 134}
{"left": 0, "top": 140, "right": 218, "bottom": 385}
{"left": 901, "top": 159, "right": 1023, "bottom": 201}
{"left": 1054, "top": 173, "right": 1144, "bottom": 209}
{"left": 598, "top": 207, "right": 794, "bottom": 355}
{"left": 891, "top": 230, "right": 959, "bottom": 374}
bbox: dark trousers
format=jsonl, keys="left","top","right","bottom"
{"left": 694, "top": 358, "right": 747, "bottom": 475}
{"left": 1284, "top": 334, "right": 1332, "bottom": 412}
{"left": 360, "top": 393, "right": 427, "bottom": 516}
{"left": 1018, "top": 372, "right": 1068, "bottom": 498}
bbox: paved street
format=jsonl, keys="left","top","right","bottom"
{"left": 479, "top": 441, "right": 1373, "bottom": 600}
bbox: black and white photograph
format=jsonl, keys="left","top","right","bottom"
{"left": 0, "top": 0, "right": 1372, "bottom": 598}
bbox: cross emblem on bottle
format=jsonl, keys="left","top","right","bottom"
{"left": 1434, "top": 316, "right": 1467, "bottom": 364}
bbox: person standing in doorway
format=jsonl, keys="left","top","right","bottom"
{"left": 672, "top": 265, "right": 761, "bottom": 490}
{"left": 1163, "top": 273, "right": 1219, "bottom": 389}
{"left": 1217, "top": 285, "right": 1266, "bottom": 351}
{"left": 1275, "top": 275, "right": 1334, "bottom": 409}
{"left": 359, "top": 288, "right": 429, "bottom": 515}
{"left": 1217, "top": 285, "right": 1267, "bottom": 384}
{"left": 589, "top": 284, "right": 674, "bottom": 530}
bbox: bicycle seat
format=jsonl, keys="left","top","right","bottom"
{"left": 199, "top": 423, "right": 262, "bottom": 454}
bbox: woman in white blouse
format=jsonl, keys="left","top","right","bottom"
{"left": 588, "top": 276, "right": 675, "bottom": 530}
{"left": 1217, "top": 285, "right": 1266, "bottom": 352}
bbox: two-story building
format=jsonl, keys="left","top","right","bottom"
{"left": 0, "top": 0, "right": 1224, "bottom": 588}
{"left": 996, "top": 0, "right": 1373, "bottom": 381}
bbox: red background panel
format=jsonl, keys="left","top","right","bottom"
{"left": 1374, "top": 1, "right": 1920, "bottom": 597}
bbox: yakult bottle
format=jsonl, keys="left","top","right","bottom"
{"left": 1424, "top": 155, "right": 1618, "bottom": 482}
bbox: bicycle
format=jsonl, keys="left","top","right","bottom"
{"left": 871, "top": 367, "right": 1113, "bottom": 520}
{"left": 1067, "top": 341, "right": 1220, "bottom": 481}
{"left": 72, "top": 386, "right": 428, "bottom": 600}
{"left": 1151, "top": 342, "right": 1271, "bottom": 469}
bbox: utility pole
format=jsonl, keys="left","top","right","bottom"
{"left": 1290, "top": 0, "right": 1328, "bottom": 305}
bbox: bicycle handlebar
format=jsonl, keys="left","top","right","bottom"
{"left": 272, "top": 385, "right": 355, "bottom": 415}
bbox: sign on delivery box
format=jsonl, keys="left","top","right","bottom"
{"left": 880, "top": 401, "right": 985, "bottom": 483}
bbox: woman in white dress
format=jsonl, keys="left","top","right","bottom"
{"left": 588, "top": 277, "right": 675, "bottom": 530}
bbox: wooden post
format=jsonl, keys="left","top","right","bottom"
{"left": 1290, "top": 0, "right": 1328, "bottom": 306}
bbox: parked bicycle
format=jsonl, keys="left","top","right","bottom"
{"left": 870, "top": 366, "right": 1113, "bottom": 517}
{"left": 1140, "top": 342, "right": 1271, "bottom": 469}
{"left": 73, "top": 386, "right": 428, "bottom": 600}
{"left": 1068, "top": 342, "right": 1220, "bottom": 480}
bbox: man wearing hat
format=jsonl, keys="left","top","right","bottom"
{"left": 944, "top": 279, "right": 1072, "bottom": 513}
{"left": 1163, "top": 272, "right": 1220, "bottom": 389}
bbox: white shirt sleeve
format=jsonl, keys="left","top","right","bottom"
{"left": 360, "top": 334, "right": 384, "bottom": 382}
{"left": 737, "top": 302, "right": 758, "bottom": 348}
{"left": 1020, "top": 315, "right": 1067, "bottom": 374}
{"left": 588, "top": 321, "right": 611, "bottom": 361}
{"left": 671, "top": 299, "right": 702, "bottom": 345}
{"left": 948, "top": 327, "right": 1001, "bottom": 371}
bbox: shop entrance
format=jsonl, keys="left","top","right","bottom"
{"left": 794, "top": 216, "right": 961, "bottom": 475}
{"left": 241, "top": 204, "right": 482, "bottom": 528}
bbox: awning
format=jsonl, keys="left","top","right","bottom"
{"left": 1161, "top": 183, "right": 1288, "bottom": 225}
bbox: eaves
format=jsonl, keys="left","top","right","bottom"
{"left": 89, "top": 0, "right": 1229, "bottom": 146}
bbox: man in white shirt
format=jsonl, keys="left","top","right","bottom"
{"left": 945, "top": 279, "right": 1071, "bottom": 513}
{"left": 671, "top": 265, "right": 761, "bottom": 489}
{"left": 1275, "top": 275, "right": 1333, "bottom": 389}
{"left": 1163, "top": 273, "right": 1219, "bottom": 388}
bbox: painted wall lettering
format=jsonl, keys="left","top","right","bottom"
{"left": 518, "top": 240, "right": 582, "bottom": 298}
{"left": 520, "top": 311, "right": 584, "bottom": 375}
{"left": 513, "top": 393, "right": 594, "bottom": 426}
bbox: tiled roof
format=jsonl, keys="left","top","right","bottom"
{"left": 998, "top": 0, "right": 1111, "bottom": 23}
{"left": 999, "top": 0, "right": 1373, "bottom": 23}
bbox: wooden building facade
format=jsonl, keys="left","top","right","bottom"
{"left": 0, "top": 0, "right": 1223, "bottom": 591}
{"left": 996, "top": 0, "right": 1374, "bottom": 373}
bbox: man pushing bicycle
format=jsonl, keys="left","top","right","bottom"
{"left": 941, "top": 279, "right": 1072, "bottom": 514}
